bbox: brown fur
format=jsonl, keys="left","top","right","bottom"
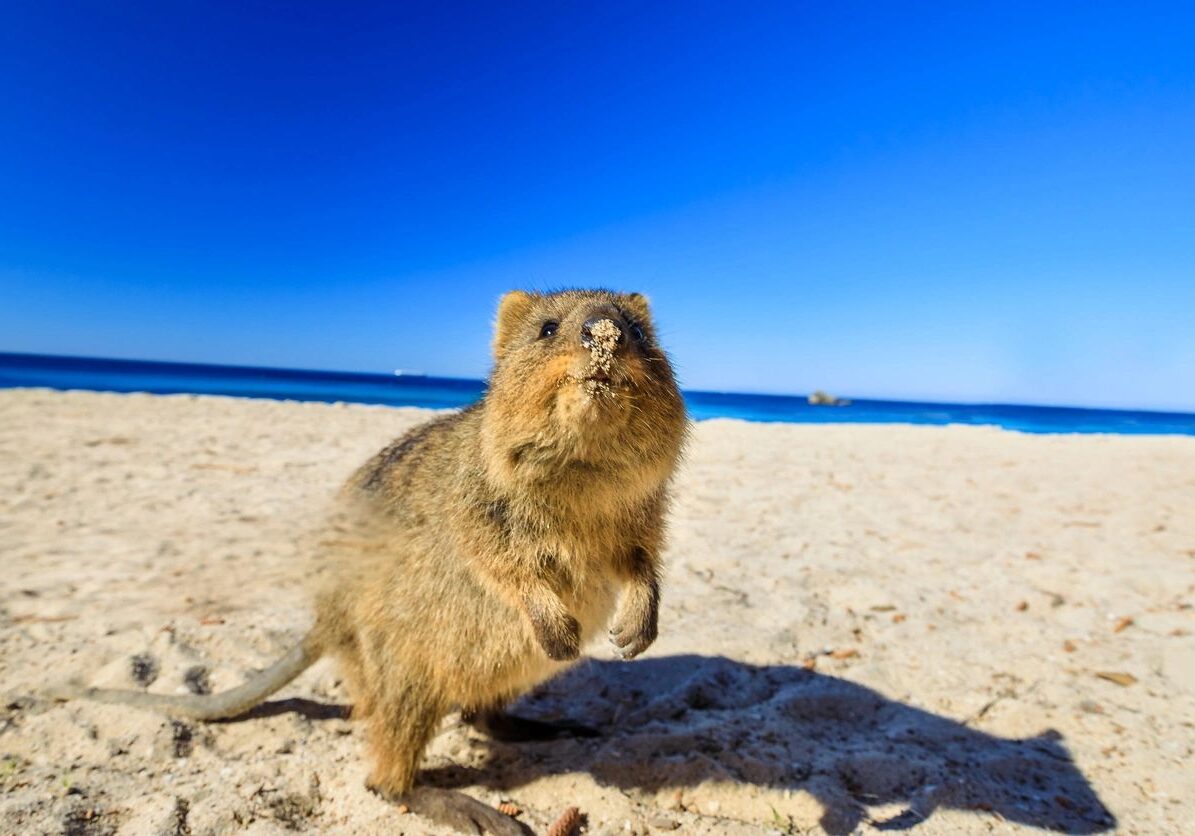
{"left": 52, "top": 289, "right": 687, "bottom": 831}
{"left": 315, "top": 289, "right": 687, "bottom": 794}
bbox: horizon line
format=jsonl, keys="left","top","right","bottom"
{"left": 3, "top": 349, "right": 1193, "bottom": 419}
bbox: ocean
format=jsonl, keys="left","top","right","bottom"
{"left": 2, "top": 352, "right": 1193, "bottom": 436}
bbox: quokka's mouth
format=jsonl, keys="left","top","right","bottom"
{"left": 571, "top": 373, "right": 620, "bottom": 402}
{"left": 564, "top": 370, "right": 615, "bottom": 386}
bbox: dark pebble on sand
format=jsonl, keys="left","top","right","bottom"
{"left": 130, "top": 653, "right": 159, "bottom": 687}
{"left": 183, "top": 666, "right": 211, "bottom": 695}
{"left": 170, "top": 721, "right": 193, "bottom": 758}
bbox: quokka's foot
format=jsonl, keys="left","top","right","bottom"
{"left": 531, "top": 612, "right": 581, "bottom": 661}
{"left": 608, "top": 610, "right": 657, "bottom": 660}
{"left": 467, "top": 709, "right": 601, "bottom": 742}
{"left": 370, "top": 784, "right": 527, "bottom": 835}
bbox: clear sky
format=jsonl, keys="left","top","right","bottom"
{"left": 2, "top": 2, "right": 1193, "bottom": 410}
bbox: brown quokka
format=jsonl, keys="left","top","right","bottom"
{"left": 51, "top": 289, "right": 688, "bottom": 835}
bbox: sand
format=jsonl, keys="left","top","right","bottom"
{"left": 1, "top": 388, "right": 1192, "bottom": 835}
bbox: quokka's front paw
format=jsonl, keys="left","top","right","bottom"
{"left": 609, "top": 611, "right": 657, "bottom": 660}
{"left": 532, "top": 612, "right": 581, "bottom": 661}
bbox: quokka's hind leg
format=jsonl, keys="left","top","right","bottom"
{"left": 333, "top": 645, "right": 376, "bottom": 721}
{"left": 364, "top": 685, "right": 524, "bottom": 836}
{"left": 361, "top": 677, "right": 440, "bottom": 797}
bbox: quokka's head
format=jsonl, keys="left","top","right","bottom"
{"left": 481, "top": 289, "right": 687, "bottom": 487}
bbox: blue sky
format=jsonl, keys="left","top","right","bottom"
{"left": 2, "top": 2, "right": 1193, "bottom": 410}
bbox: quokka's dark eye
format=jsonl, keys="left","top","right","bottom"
{"left": 630, "top": 322, "right": 646, "bottom": 342}
{"left": 539, "top": 320, "right": 559, "bottom": 339}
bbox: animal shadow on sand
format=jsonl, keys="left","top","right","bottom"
{"left": 416, "top": 655, "right": 1115, "bottom": 834}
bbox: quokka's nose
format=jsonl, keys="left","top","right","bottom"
{"left": 580, "top": 316, "right": 626, "bottom": 350}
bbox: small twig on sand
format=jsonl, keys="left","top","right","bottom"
{"left": 546, "top": 806, "right": 583, "bottom": 836}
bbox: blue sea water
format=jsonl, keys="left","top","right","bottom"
{"left": 2, "top": 352, "right": 1193, "bottom": 436}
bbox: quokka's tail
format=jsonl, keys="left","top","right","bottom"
{"left": 47, "top": 632, "right": 321, "bottom": 721}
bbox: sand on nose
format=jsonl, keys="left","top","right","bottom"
{"left": 581, "top": 318, "right": 622, "bottom": 397}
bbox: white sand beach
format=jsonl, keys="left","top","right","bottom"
{"left": 1, "top": 388, "right": 1192, "bottom": 834}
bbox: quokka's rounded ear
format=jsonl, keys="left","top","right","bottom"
{"left": 493, "top": 290, "right": 537, "bottom": 358}
{"left": 621, "top": 292, "right": 652, "bottom": 323}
